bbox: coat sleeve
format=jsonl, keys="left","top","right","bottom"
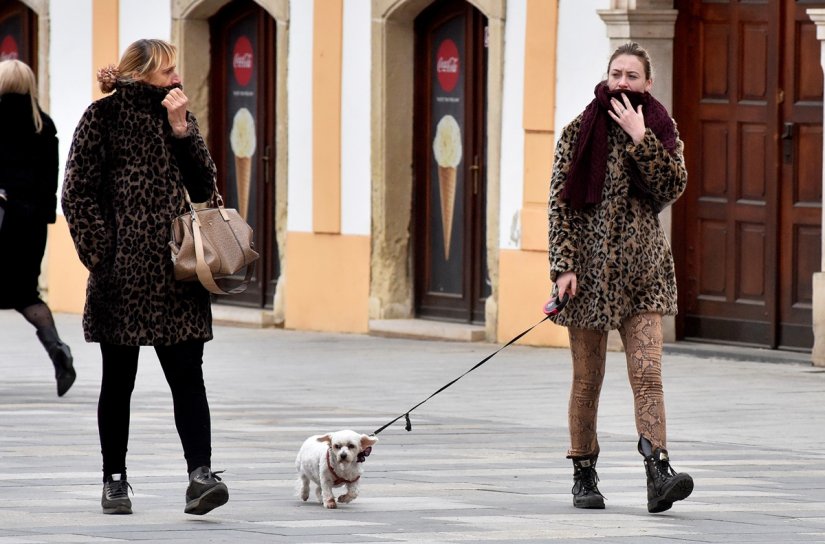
{"left": 626, "top": 120, "right": 688, "bottom": 209}
{"left": 36, "top": 115, "right": 59, "bottom": 224}
{"left": 61, "top": 102, "right": 113, "bottom": 271}
{"left": 548, "top": 120, "right": 581, "bottom": 282}
{"left": 169, "top": 113, "right": 217, "bottom": 204}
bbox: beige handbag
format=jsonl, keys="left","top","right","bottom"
{"left": 169, "top": 189, "right": 260, "bottom": 295}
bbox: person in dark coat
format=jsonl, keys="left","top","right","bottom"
{"left": 548, "top": 43, "right": 693, "bottom": 514}
{"left": 0, "top": 59, "right": 76, "bottom": 397}
{"left": 62, "top": 39, "right": 228, "bottom": 516}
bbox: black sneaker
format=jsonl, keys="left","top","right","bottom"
{"left": 101, "top": 476, "right": 132, "bottom": 515}
{"left": 184, "top": 467, "right": 229, "bottom": 515}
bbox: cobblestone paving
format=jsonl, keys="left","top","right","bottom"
{"left": 1, "top": 312, "right": 824, "bottom": 543}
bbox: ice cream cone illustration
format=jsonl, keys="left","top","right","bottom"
{"left": 230, "top": 108, "right": 257, "bottom": 220}
{"left": 432, "top": 115, "right": 463, "bottom": 260}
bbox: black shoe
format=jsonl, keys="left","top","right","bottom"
{"left": 185, "top": 467, "right": 228, "bottom": 515}
{"left": 101, "top": 476, "right": 132, "bottom": 515}
{"left": 36, "top": 327, "right": 76, "bottom": 397}
{"left": 639, "top": 437, "right": 694, "bottom": 513}
{"left": 571, "top": 457, "right": 606, "bottom": 509}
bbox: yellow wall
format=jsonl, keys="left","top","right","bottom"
{"left": 312, "top": 0, "right": 343, "bottom": 234}
{"left": 47, "top": 219, "right": 88, "bottom": 313}
{"left": 496, "top": 0, "right": 566, "bottom": 347}
{"left": 284, "top": 232, "right": 370, "bottom": 332}
{"left": 498, "top": 249, "right": 568, "bottom": 346}
{"left": 48, "top": 0, "right": 119, "bottom": 314}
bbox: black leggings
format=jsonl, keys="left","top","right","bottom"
{"left": 99, "top": 340, "right": 211, "bottom": 480}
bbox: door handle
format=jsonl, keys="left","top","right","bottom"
{"left": 470, "top": 155, "right": 480, "bottom": 195}
{"left": 262, "top": 145, "right": 272, "bottom": 184}
{"left": 781, "top": 122, "right": 794, "bottom": 164}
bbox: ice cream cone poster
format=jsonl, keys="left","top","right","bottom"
{"left": 224, "top": 18, "right": 259, "bottom": 225}
{"left": 432, "top": 114, "right": 463, "bottom": 260}
{"left": 230, "top": 107, "right": 257, "bottom": 221}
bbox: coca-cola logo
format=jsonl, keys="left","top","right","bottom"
{"left": 232, "top": 35, "right": 253, "bottom": 87}
{"left": 436, "top": 39, "right": 459, "bottom": 92}
{"left": 0, "top": 35, "right": 19, "bottom": 61}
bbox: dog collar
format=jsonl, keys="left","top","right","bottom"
{"left": 326, "top": 449, "right": 360, "bottom": 486}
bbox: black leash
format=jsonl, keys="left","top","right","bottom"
{"left": 371, "top": 294, "right": 569, "bottom": 436}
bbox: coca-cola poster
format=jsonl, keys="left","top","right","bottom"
{"left": 225, "top": 16, "right": 258, "bottom": 225}
{"left": 428, "top": 15, "right": 465, "bottom": 294}
{"left": 0, "top": 11, "right": 24, "bottom": 63}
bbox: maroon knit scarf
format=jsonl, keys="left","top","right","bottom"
{"left": 562, "top": 82, "right": 677, "bottom": 209}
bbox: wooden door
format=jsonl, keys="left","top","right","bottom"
{"left": 778, "top": 1, "right": 823, "bottom": 348}
{"left": 209, "top": 0, "right": 278, "bottom": 308}
{"left": 413, "top": 0, "right": 490, "bottom": 324}
{"left": 0, "top": 0, "right": 36, "bottom": 68}
{"left": 673, "top": 0, "right": 823, "bottom": 350}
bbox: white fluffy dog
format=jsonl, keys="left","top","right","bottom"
{"left": 295, "top": 430, "right": 378, "bottom": 509}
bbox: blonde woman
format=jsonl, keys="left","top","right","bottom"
{"left": 62, "top": 39, "right": 227, "bottom": 516}
{"left": 0, "top": 59, "right": 76, "bottom": 397}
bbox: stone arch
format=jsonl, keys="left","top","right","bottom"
{"left": 172, "top": 0, "right": 289, "bottom": 322}
{"left": 370, "top": 0, "right": 505, "bottom": 338}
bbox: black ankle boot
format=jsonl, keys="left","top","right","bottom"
{"left": 571, "top": 457, "right": 605, "bottom": 509}
{"left": 638, "top": 436, "right": 693, "bottom": 513}
{"left": 36, "top": 326, "right": 76, "bottom": 397}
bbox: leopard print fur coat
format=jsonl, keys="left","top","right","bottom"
{"left": 548, "top": 114, "right": 688, "bottom": 331}
{"left": 62, "top": 82, "right": 215, "bottom": 346}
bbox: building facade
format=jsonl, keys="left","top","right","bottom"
{"left": 3, "top": 0, "right": 824, "bottom": 363}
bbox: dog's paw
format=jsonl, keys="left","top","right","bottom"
{"left": 324, "top": 498, "right": 337, "bottom": 509}
{"left": 338, "top": 493, "right": 356, "bottom": 503}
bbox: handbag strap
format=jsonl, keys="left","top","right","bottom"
{"left": 190, "top": 210, "right": 255, "bottom": 295}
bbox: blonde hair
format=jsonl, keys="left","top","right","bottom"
{"left": 0, "top": 59, "right": 44, "bottom": 133}
{"left": 97, "top": 38, "right": 177, "bottom": 93}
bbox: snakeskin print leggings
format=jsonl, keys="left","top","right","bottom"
{"left": 566, "top": 312, "right": 666, "bottom": 458}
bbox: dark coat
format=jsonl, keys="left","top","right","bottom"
{"left": 0, "top": 93, "right": 58, "bottom": 309}
{"left": 548, "top": 116, "right": 688, "bottom": 331}
{"left": 62, "top": 82, "right": 216, "bottom": 346}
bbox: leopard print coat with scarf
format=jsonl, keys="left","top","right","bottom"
{"left": 62, "top": 82, "right": 215, "bottom": 346}
{"left": 548, "top": 115, "right": 688, "bottom": 331}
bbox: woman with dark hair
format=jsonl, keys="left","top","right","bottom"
{"left": 0, "top": 59, "right": 76, "bottom": 397}
{"left": 548, "top": 42, "right": 693, "bottom": 513}
{"left": 62, "top": 39, "right": 228, "bottom": 516}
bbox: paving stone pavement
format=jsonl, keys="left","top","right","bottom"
{"left": 1, "top": 311, "right": 825, "bottom": 543}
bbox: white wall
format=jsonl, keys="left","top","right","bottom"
{"left": 554, "top": 0, "right": 611, "bottom": 140}
{"left": 340, "top": 0, "right": 371, "bottom": 236}
{"left": 286, "top": 0, "right": 314, "bottom": 233}
{"left": 497, "top": 0, "right": 526, "bottom": 249}
{"left": 119, "top": 0, "right": 172, "bottom": 53}
{"left": 49, "top": 0, "right": 93, "bottom": 206}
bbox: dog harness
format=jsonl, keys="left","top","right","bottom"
{"left": 326, "top": 449, "right": 360, "bottom": 486}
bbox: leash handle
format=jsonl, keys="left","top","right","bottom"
{"left": 372, "top": 314, "right": 551, "bottom": 436}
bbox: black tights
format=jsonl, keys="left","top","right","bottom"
{"left": 16, "top": 302, "right": 56, "bottom": 332}
{"left": 99, "top": 341, "right": 211, "bottom": 481}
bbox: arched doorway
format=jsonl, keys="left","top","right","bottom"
{"left": 413, "top": 0, "right": 489, "bottom": 323}
{"left": 370, "top": 0, "right": 504, "bottom": 336}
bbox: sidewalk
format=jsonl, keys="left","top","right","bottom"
{"left": 1, "top": 311, "right": 824, "bottom": 543}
